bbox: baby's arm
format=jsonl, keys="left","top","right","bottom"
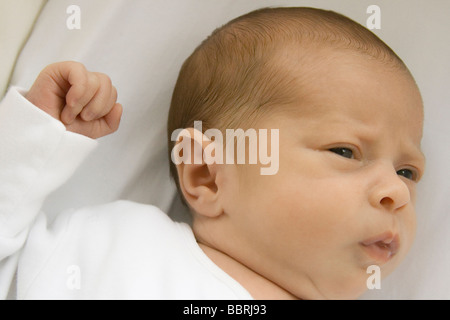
{"left": 0, "top": 62, "right": 121, "bottom": 298}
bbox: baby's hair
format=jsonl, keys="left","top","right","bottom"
{"left": 167, "top": 7, "right": 409, "bottom": 203}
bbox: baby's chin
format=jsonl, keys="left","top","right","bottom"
{"left": 327, "top": 264, "right": 404, "bottom": 299}
{"left": 317, "top": 282, "right": 373, "bottom": 300}
{"left": 300, "top": 264, "right": 392, "bottom": 300}
{"left": 282, "top": 272, "right": 365, "bottom": 300}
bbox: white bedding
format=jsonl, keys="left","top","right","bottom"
{"left": 1, "top": 0, "right": 449, "bottom": 299}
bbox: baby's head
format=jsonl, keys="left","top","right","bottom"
{"left": 167, "top": 7, "right": 425, "bottom": 299}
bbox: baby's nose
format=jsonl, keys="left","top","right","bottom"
{"left": 368, "top": 163, "right": 411, "bottom": 212}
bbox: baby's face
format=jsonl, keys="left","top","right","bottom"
{"left": 217, "top": 51, "right": 425, "bottom": 299}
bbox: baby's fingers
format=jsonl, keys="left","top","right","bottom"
{"left": 79, "top": 72, "right": 116, "bottom": 122}
{"left": 62, "top": 69, "right": 100, "bottom": 124}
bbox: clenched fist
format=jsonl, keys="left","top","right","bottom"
{"left": 26, "top": 61, "right": 123, "bottom": 139}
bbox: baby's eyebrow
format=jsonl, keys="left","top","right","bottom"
{"left": 351, "top": 120, "right": 426, "bottom": 166}
{"left": 347, "top": 122, "right": 426, "bottom": 168}
{"left": 402, "top": 145, "right": 426, "bottom": 169}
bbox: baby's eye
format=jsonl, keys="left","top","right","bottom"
{"left": 329, "top": 147, "right": 354, "bottom": 159}
{"left": 397, "top": 168, "right": 416, "bottom": 181}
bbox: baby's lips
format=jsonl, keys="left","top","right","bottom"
{"left": 360, "top": 231, "right": 400, "bottom": 263}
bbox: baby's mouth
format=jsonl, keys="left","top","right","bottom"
{"left": 360, "top": 232, "right": 400, "bottom": 264}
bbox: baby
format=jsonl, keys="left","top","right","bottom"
{"left": 0, "top": 7, "right": 425, "bottom": 300}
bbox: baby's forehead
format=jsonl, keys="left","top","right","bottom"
{"left": 275, "top": 45, "right": 419, "bottom": 101}
{"left": 267, "top": 48, "right": 423, "bottom": 131}
{"left": 274, "top": 43, "right": 404, "bottom": 78}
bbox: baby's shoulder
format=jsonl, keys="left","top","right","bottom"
{"left": 74, "top": 199, "right": 171, "bottom": 221}
{"left": 63, "top": 200, "right": 180, "bottom": 244}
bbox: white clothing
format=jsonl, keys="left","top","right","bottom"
{"left": 0, "top": 87, "right": 253, "bottom": 300}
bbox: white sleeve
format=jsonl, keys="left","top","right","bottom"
{"left": 0, "top": 87, "right": 97, "bottom": 298}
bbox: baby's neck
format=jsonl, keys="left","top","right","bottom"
{"left": 197, "top": 242, "right": 299, "bottom": 300}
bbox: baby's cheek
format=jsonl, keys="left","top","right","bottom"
{"left": 409, "top": 186, "right": 418, "bottom": 205}
{"left": 396, "top": 205, "right": 417, "bottom": 260}
{"left": 405, "top": 207, "right": 417, "bottom": 241}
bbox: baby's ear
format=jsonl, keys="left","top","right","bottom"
{"left": 174, "top": 128, "right": 223, "bottom": 218}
